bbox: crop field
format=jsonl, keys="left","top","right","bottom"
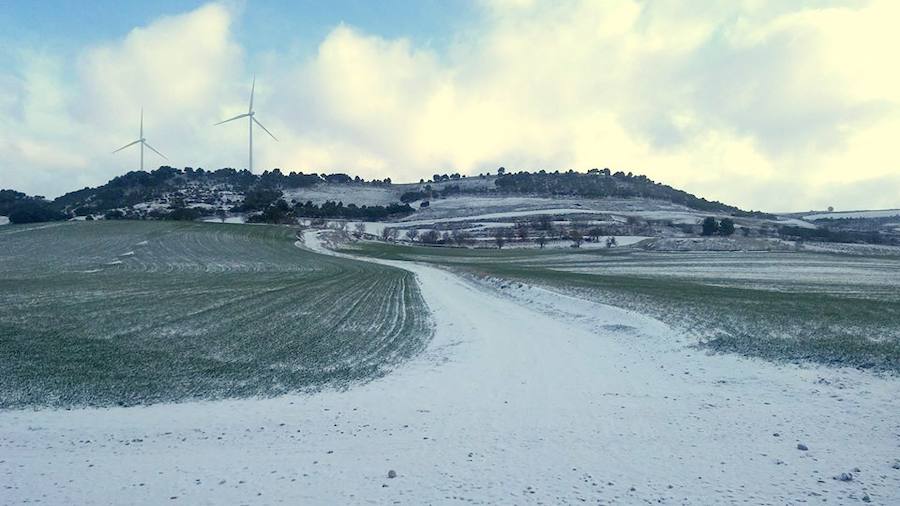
{"left": 0, "top": 221, "right": 430, "bottom": 409}
{"left": 346, "top": 241, "right": 900, "bottom": 371}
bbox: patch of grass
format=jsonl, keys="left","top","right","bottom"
{"left": 347, "top": 241, "right": 900, "bottom": 372}
{"left": 0, "top": 221, "right": 431, "bottom": 409}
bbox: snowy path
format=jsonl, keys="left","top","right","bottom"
{"left": 2, "top": 231, "right": 899, "bottom": 504}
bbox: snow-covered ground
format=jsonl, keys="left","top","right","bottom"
{"left": 201, "top": 215, "right": 247, "bottom": 224}
{"left": 1, "top": 230, "right": 897, "bottom": 504}
{"left": 804, "top": 209, "right": 900, "bottom": 220}
{"left": 775, "top": 217, "right": 818, "bottom": 229}
{"left": 283, "top": 183, "right": 401, "bottom": 206}
{"left": 0, "top": 216, "right": 9, "bottom": 226}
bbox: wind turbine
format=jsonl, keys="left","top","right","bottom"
{"left": 215, "top": 76, "right": 277, "bottom": 172}
{"left": 112, "top": 108, "right": 168, "bottom": 171}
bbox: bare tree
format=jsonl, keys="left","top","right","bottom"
{"left": 536, "top": 233, "right": 547, "bottom": 249}
{"left": 588, "top": 227, "right": 603, "bottom": 242}
{"left": 353, "top": 222, "right": 366, "bottom": 238}
{"left": 381, "top": 227, "right": 399, "bottom": 242}
{"left": 605, "top": 236, "right": 617, "bottom": 248}
{"left": 569, "top": 228, "right": 583, "bottom": 248}
{"left": 405, "top": 229, "right": 419, "bottom": 242}
{"left": 420, "top": 229, "right": 441, "bottom": 244}
{"left": 514, "top": 221, "right": 529, "bottom": 242}
{"left": 534, "top": 214, "right": 553, "bottom": 231}
{"left": 451, "top": 229, "right": 471, "bottom": 247}
{"left": 494, "top": 227, "right": 510, "bottom": 249}
{"left": 625, "top": 216, "right": 643, "bottom": 235}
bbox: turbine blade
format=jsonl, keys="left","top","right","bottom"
{"left": 249, "top": 75, "right": 255, "bottom": 113}
{"left": 253, "top": 116, "right": 277, "bottom": 141}
{"left": 112, "top": 139, "right": 142, "bottom": 153}
{"left": 142, "top": 140, "right": 168, "bottom": 160}
{"left": 214, "top": 113, "right": 250, "bottom": 125}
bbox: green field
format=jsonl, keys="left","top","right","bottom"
{"left": 345, "top": 241, "right": 900, "bottom": 372}
{"left": 0, "top": 221, "right": 431, "bottom": 409}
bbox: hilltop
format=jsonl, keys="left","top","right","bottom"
{"left": 4, "top": 166, "right": 761, "bottom": 220}
{"left": 2, "top": 166, "right": 899, "bottom": 248}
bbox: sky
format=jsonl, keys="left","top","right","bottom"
{"left": 1, "top": 0, "right": 898, "bottom": 211}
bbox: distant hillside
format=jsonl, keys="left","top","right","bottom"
{"left": 491, "top": 169, "right": 768, "bottom": 217}
{"left": 5, "top": 165, "right": 764, "bottom": 224}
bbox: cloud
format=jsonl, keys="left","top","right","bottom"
{"left": 1, "top": 0, "right": 898, "bottom": 212}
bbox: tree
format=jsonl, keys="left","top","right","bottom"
{"left": 7, "top": 200, "right": 67, "bottom": 224}
{"left": 353, "top": 222, "right": 367, "bottom": 238}
{"left": 605, "top": 236, "right": 617, "bottom": 248}
{"left": 568, "top": 228, "right": 583, "bottom": 248}
{"left": 248, "top": 199, "right": 294, "bottom": 224}
{"left": 216, "top": 208, "right": 227, "bottom": 223}
{"left": 536, "top": 233, "right": 547, "bottom": 249}
{"left": 493, "top": 227, "right": 510, "bottom": 249}
{"left": 420, "top": 229, "right": 441, "bottom": 244}
{"left": 535, "top": 214, "right": 553, "bottom": 231}
{"left": 588, "top": 227, "right": 603, "bottom": 242}
{"left": 451, "top": 229, "right": 471, "bottom": 247}
{"left": 405, "top": 229, "right": 419, "bottom": 241}
{"left": 381, "top": 227, "right": 398, "bottom": 242}
{"left": 514, "top": 221, "right": 529, "bottom": 241}
{"left": 701, "top": 217, "right": 719, "bottom": 236}
{"left": 719, "top": 218, "right": 735, "bottom": 236}
{"left": 238, "top": 188, "right": 282, "bottom": 212}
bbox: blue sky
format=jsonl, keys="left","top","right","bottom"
{"left": 0, "top": 1, "right": 474, "bottom": 61}
{"left": 1, "top": 0, "right": 898, "bottom": 211}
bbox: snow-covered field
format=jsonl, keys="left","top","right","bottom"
{"left": 2, "top": 230, "right": 898, "bottom": 504}
{"left": 548, "top": 250, "right": 900, "bottom": 295}
{"left": 0, "top": 215, "right": 8, "bottom": 226}
{"left": 414, "top": 195, "right": 720, "bottom": 223}
{"left": 283, "top": 183, "right": 401, "bottom": 206}
{"left": 201, "top": 215, "right": 247, "bottom": 224}
{"left": 804, "top": 209, "right": 900, "bottom": 220}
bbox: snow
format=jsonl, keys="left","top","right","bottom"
{"left": 0, "top": 216, "right": 8, "bottom": 226}
{"left": 402, "top": 208, "right": 608, "bottom": 226}
{"left": 353, "top": 209, "right": 612, "bottom": 238}
{"left": 775, "top": 217, "right": 818, "bottom": 229}
{"left": 201, "top": 215, "right": 247, "bottom": 224}
{"left": 501, "top": 236, "right": 651, "bottom": 249}
{"left": 133, "top": 202, "right": 170, "bottom": 212}
{"left": 283, "top": 184, "right": 401, "bottom": 206}
{"left": 804, "top": 209, "right": 900, "bottom": 220}
{"left": 2, "top": 230, "right": 898, "bottom": 504}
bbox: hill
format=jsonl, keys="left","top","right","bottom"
{"left": 2, "top": 166, "right": 898, "bottom": 247}
{"left": 5, "top": 165, "right": 758, "bottom": 222}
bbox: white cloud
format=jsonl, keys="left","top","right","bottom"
{"left": 1, "top": 0, "right": 898, "bottom": 212}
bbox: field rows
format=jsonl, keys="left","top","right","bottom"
{"left": 346, "top": 241, "right": 900, "bottom": 371}
{"left": 0, "top": 221, "right": 431, "bottom": 409}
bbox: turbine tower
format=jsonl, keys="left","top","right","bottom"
{"left": 112, "top": 108, "right": 167, "bottom": 171}
{"left": 215, "top": 76, "right": 278, "bottom": 172}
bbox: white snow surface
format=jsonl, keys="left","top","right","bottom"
{"left": 201, "top": 215, "right": 247, "bottom": 224}
{"left": 804, "top": 209, "right": 900, "bottom": 220}
{"left": 2, "top": 230, "right": 898, "bottom": 504}
{"left": 283, "top": 184, "right": 401, "bottom": 206}
{"left": 0, "top": 216, "right": 8, "bottom": 226}
{"left": 775, "top": 217, "right": 818, "bottom": 229}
